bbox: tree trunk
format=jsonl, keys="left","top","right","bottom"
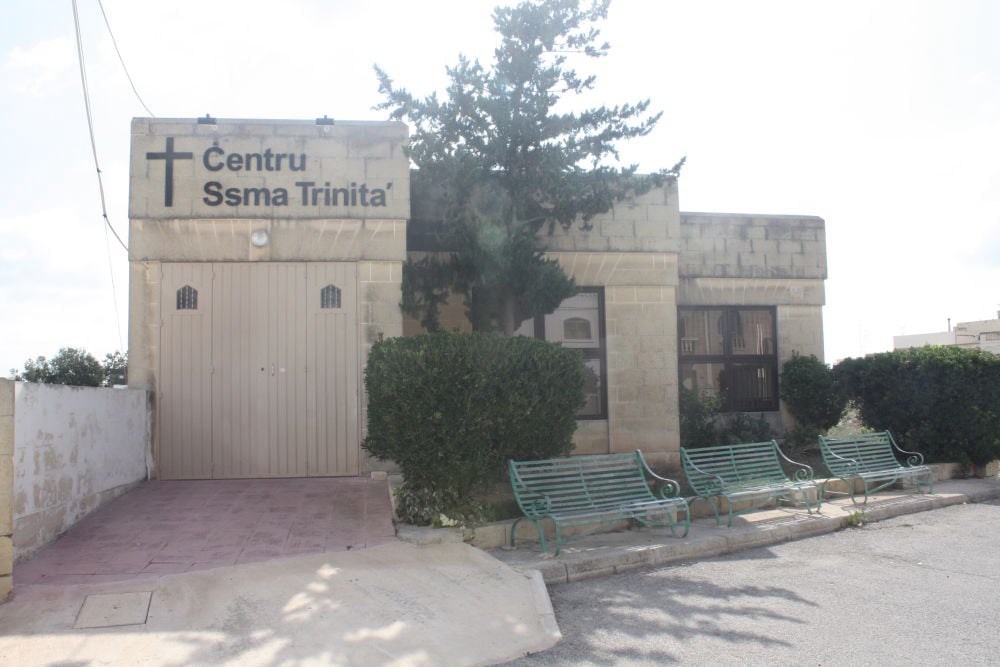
{"left": 502, "top": 292, "right": 517, "bottom": 336}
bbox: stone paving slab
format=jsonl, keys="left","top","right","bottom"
{"left": 14, "top": 478, "right": 396, "bottom": 587}
{"left": 0, "top": 542, "right": 559, "bottom": 667}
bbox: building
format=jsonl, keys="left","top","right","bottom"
{"left": 894, "top": 316, "right": 1000, "bottom": 354}
{"left": 128, "top": 117, "right": 827, "bottom": 478}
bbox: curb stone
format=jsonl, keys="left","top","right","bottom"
{"left": 473, "top": 479, "right": 1000, "bottom": 586}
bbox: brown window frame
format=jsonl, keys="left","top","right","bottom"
{"left": 521, "top": 287, "right": 608, "bottom": 420}
{"left": 678, "top": 306, "right": 779, "bottom": 412}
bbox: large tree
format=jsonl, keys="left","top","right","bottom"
{"left": 10, "top": 348, "right": 104, "bottom": 387}
{"left": 376, "top": 0, "right": 682, "bottom": 334}
{"left": 9, "top": 348, "right": 127, "bottom": 387}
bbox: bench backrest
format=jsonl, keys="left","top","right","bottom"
{"left": 508, "top": 452, "right": 655, "bottom": 518}
{"left": 680, "top": 441, "right": 793, "bottom": 494}
{"left": 819, "top": 431, "right": 906, "bottom": 474}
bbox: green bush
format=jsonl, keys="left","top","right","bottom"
{"left": 779, "top": 353, "right": 846, "bottom": 431}
{"left": 679, "top": 385, "right": 721, "bottom": 448}
{"left": 714, "top": 412, "right": 775, "bottom": 445}
{"left": 679, "top": 385, "right": 774, "bottom": 448}
{"left": 832, "top": 346, "right": 1000, "bottom": 466}
{"left": 363, "top": 331, "right": 586, "bottom": 524}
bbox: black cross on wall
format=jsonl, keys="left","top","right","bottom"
{"left": 146, "top": 137, "right": 193, "bottom": 207}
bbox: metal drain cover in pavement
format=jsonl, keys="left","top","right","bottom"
{"left": 74, "top": 592, "right": 153, "bottom": 629}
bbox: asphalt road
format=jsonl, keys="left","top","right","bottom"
{"left": 504, "top": 501, "right": 1000, "bottom": 666}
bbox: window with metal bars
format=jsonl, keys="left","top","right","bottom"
{"left": 320, "top": 284, "right": 342, "bottom": 309}
{"left": 176, "top": 285, "right": 198, "bottom": 310}
{"left": 678, "top": 306, "right": 779, "bottom": 412}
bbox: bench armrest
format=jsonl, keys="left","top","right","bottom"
{"left": 679, "top": 453, "right": 726, "bottom": 494}
{"left": 508, "top": 460, "right": 554, "bottom": 517}
{"left": 774, "top": 442, "right": 815, "bottom": 480}
{"left": 887, "top": 432, "right": 925, "bottom": 466}
{"left": 821, "top": 446, "right": 861, "bottom": 474}
{"left": 636, "top": 450, "right": 682, "bottom": 499}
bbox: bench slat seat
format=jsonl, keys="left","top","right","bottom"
{"left": 680, "top": 440, "right": 821, "bottom": 527}
{"left": 819, "top": 431, "right": 933, "bottom": 503}
{"left": 509, "top": 451, "right": 690, "bottom": 555}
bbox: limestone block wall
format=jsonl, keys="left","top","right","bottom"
{"left": 544, "top": 180, "right": 681, "bottom": 253}
{"left": 359, "top": 260, "right": 404, "bottom": 474}
{"left": 552, "top": 252, "right": 680, "bottom": 465}
{"left": 0, "top": 380, "right": 13, "bottom": 600}
{"left": 678, "top": 212, "right": 828, "bottom": 432}
{"left": 602, "top": 284, "right": 680, "bottom": 466}
{"left": 679, "top": 213, "right": 826, "bottom": 280}
{"left": 10, "top": 383, "right": 150, "bottom": 562}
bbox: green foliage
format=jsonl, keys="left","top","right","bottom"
{"left": 679, "top": 385, "right": 721, "bottom": 448}
{"left": 9, "top": 347, "right": 121, "bottom": 387}
{"left": 783, "top": 422, "right": 822, "bottom": 452}
{"left": 832, "top": 346, "right": 1000, "bottom": 466}
{"left": 363, "top": 332, "right": 586, "bottom": 523}
{"left": 376, "top": 0, "right": 683, "bottom": 334}
{"left": 714, "top": 412, "right": 776, "bottom": 445}
{"left": 779, "top": 353, "right": 846, "bottom": 431}
{"left": 102, "top": 351, "right": 128, "bottom": 386}
{"left": 679, "top": 385, "right": 775, "bottom": 448}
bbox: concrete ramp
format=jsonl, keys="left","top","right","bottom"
{"left": 0, "top": 542, "right": 560, "bottom": 666}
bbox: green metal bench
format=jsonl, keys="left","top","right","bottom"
{"left": 819, "top": 431, "right": 933, "bottom": 504}
{"left": 508, "top": 451, "right": 690, "bottom": 556}
{"left": 680, "top": 441, "right": 821, "bottom": 527}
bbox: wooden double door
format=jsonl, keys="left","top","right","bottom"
{"left": 158, "top": 262, "right": 359, "bottom": 479}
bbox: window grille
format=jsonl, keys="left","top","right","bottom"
{"left": 678, "top": 306, "right": 778, "bottom": 412}
{"left": 320, "top": 284, "right": 342, "bottom": 309}
{"left": 176, "top": 285, "right": 198, "bottom": 310}
{"left": 563, "top": 317, "right": 592, "bottom": 341}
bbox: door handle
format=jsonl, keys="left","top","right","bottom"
{"left": 271, "top": 363, "right": 276, "bottom": 376}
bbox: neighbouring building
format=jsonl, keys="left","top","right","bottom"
{"left": 129, "top": 117, "right": 827, "bottom": 478}
{"left": 894, "top": 316, "right": 1000, "bottom": 354}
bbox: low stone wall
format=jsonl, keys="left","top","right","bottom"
{"left": 9, "top": 382, "right": 151, "bottom": 565}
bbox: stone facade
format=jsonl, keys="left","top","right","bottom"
{"left": 128, "top": 117, "right": 828, "bottom": 479}
{"left": 405, "top": 192, "right": 828, "bottom": 466}
{"left": 677, "top": 213, "right": 827, "bottom": 433}
{"left": 129, "top": 118, "right": 408, "bottom": 478}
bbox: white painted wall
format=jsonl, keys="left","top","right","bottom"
{"left": 12, "top": 383, "right": 150, "bottom": 560}
{"left": 893, "top": 331, "right": 956, "bottom": 349}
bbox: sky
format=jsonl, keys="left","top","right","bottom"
{"left": 2, "top": 0, "right": 999, "bottom": 375}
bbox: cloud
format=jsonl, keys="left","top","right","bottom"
{"left": 0, "top": 204, "right": 129, "bottom": 373}
{"left": 3, "top": 36, "right": 76, "bottom": 96}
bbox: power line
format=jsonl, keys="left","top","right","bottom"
{"left": 103, "top": 210, "right": 126, "bottom": 354}
{"left": 72, "top": 0, "right": 128, "bottom": 253}
{"left": 97, "top": 0, "right": 154, "bottom": 117}
{"left": 72, "top": 0, "right": 128, "bottom": 354}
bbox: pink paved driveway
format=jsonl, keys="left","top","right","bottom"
{"left": 14, "top": 477, "right": 397, "bottom": 586}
